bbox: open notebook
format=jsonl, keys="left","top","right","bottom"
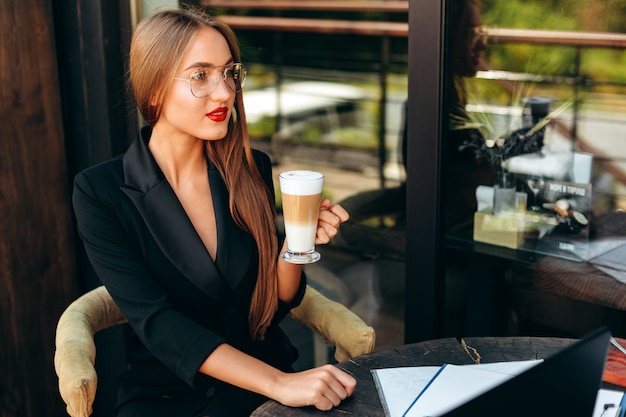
{"left": 373, "top": 328, "right": 611, "bottom": 417}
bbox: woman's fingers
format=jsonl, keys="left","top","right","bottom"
{"left": 310, "top": 366, "right": 356, "bottom": 409}
{"left": 315, "top": 200, "right": 350, "bottom": 244}
{"left": 318, "top": 199, "right": 350, "bottom": 222}
{"left": 328, "top": 203, "right": 350, "bottom": 222}
{"left": 274, "top": 365, "right": 356, "bottom": 411}
{"left": 323, "top": 366, "right": 357, "bottom": 399}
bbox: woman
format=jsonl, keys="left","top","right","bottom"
{"left": 73, "top": 8, "right": 354, "bottom": 417}
{"left": 447, "top": 0, "right": 488, "bottom": 131}
{"left": 444, "top": 0, "right": 493, "bottom": 231}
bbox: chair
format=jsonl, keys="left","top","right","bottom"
{"left": 54, "top": 285, "right": 376, "bottom": 417}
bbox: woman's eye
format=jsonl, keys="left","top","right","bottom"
{"left": 191, "top": 71, "right": 207, "bottom": 81}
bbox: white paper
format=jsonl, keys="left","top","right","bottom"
{"left": 592, "top": 389, "right": 625, "bottom": 417}
{"left": 404, "top": 361, "right": 540, "bottom": 417}
{"left": 372, "top": 366, "right": 440, "bottom": 417}
{"left": 371, "top": 360, "right": 542, "bottom": 417}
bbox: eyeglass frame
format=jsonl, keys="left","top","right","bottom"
{"left": 172, "top": 63, "right": 247, "bottom": 98}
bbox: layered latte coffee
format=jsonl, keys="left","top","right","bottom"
{"left": 279, "top": 170, "right": 324, "bottom": 264}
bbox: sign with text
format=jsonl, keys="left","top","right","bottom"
{"left": 520, "top": 179, "right": 592, "bottom": 261}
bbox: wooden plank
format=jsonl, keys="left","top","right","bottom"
{"left": 202, "top": 0, "right": 408, "bottom": 13}
{"left": 217, "top": 15, "right": 408, "bottom": 37}
{"left": 223, "top": 18, "right": 626, "bottom": 47}
{"left": 213, "top": 15, "right": 626, "bottom": 49}
{"left": 488, "top": 28, "right": 626, "bottom": 49}
{"left": 0, "top": 1, "right": 78, "bottom": 416}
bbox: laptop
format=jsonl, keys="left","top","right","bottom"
{"left": 442, "top": 327, "right": 611, "bottom": 417}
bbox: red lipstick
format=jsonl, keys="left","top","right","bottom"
{"left": 206, "top": 107, "right": 228, "bottom": 122}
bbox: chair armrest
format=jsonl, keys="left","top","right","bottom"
{"left": 54, "top": 286, "right": 127, "bottom": 417}
{"left": 289, "top": 285, "right": 376, "bottom": 362}
{"left": 54, "top": 284, "right": 375, "bottom": 416}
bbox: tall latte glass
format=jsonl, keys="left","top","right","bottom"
{"left": 279, "top": 170, "right": 324, "bottom": 264}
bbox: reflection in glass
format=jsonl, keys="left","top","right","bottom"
{"left": 441, "top": 0, "right": 494, "bottom": 233}
{"left": 437, "top": 0, "right": 626, "bottom": 338}
{"left": 526, "top": 175, "right": 545, "bottom": 211}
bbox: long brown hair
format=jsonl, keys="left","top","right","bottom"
{"left": 129, "top": 8, "right": 279, "bottom": 340}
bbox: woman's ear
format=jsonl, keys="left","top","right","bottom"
{"left": 150, "top": 86, "right": 164, "bottom": 108}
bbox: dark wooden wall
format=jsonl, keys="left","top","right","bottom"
{"left": 1, "top": 1, "right": 79, "bottom": 416}
{"left": 1, "top": 0, "right": 134, "bottom": 416}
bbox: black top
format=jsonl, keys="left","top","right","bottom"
{"left": 73, "top": 126, "right": 305, "bottom": 416}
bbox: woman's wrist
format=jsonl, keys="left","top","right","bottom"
{"left": 276, "top": 241, "right": 303, "bottom": 302}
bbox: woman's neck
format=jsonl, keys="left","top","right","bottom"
{"left": 148, "top": 126, "right": 207, "bottom": 188}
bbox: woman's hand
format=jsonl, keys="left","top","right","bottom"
{"left": 315, "top": 199, "right": 349, "bottom": 245}
{"left": 275, "top": 199, "right": 349, "bottom": 302}
{"left": 200, "top": 345, "right": 355, "bottom": 411}
{"left": 273, "top": 364, "right": 356, "bottom": 410}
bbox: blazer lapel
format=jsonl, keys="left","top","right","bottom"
{"left": 120, "top": 127, "right": 242, "bottom": 305}
{"left": 209, "top": 166, "right": 254, "bottom": 292}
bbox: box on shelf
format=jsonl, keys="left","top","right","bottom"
{"left": 473, "top": 208, "right": 525, "bottom": 249}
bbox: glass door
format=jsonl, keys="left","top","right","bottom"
{"left": 406, "top": 0, "right": 626, "bottom": 342}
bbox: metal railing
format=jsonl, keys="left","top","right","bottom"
{"left": 202, "top": 1, "right": 626, "bottom": 188}
{"left": 202, "top": 0, "right": 408, "bottom": 186}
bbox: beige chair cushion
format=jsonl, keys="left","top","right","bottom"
{"left": 54, "top": 286, "right": 127, "bottom": 417}
{"left": 289, "top": 285, "right": 376, "bottom": 362}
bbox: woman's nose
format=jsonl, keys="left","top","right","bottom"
{"left": 210, "top": 75, "right": 233, "bottom": 100}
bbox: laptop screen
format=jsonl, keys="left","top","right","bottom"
{"left": 442, "top": 328, "right": 611, "bottom": 417}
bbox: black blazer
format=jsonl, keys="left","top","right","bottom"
{"left": 73, "top": 126, "right": 305, "bottom": 415}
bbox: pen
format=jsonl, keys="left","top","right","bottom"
{"left": 611, "top": 337, "right": 626, "bottom": 357}
{"left": 601, "top": 404, "right": 621, "bottom": 417}
{"left": 335, "top": 359, "right": 362, "bottom": 376}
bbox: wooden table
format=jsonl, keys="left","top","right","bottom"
{"left": 250, "top": 336, "right": 579, "bottom": 416}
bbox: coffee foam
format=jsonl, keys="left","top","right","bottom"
{"left": 279, "top": 170, "right": 324, "bottom": 195}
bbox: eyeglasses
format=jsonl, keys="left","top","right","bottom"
{"left": 173, "top": 63, "right": 246, "bottom": 98}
